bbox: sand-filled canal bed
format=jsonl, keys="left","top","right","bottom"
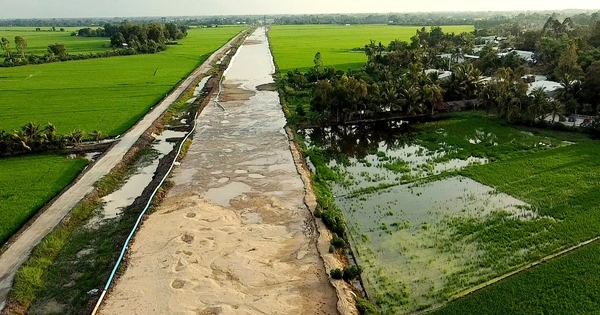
{"left": 100, "top": 28, "right": 338, "bottom": 315}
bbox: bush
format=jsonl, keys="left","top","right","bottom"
{"left": 342, "top": 265, "right": 362, "bottom": 282}
{"left": 330, "top": 268, "right": 343, "bottom": 279}
{"left": 356, "top": 297, "right": 378, "bottom": 315}
{"left": 330, "top": 233, "right": 346, "bottom": 249}
{"left": 328, "top": 244, "right": 335, "bottom": 253}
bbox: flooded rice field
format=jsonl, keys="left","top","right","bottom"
{"left": 301, "top": 119, "right": 565, "bottom": 313}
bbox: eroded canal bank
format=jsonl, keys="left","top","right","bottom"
{"left": 99, "top": 27, "right": 342, "bottom": 315}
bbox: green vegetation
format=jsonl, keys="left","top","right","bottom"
{"left": 0, "top": 26, "right": 245, "bottom": 136}
{"left": 457, "top": 141, "right": 600, "bottom": 266}
{"left": 0, "top": 27, "right": 109, "bottom": 58}
{"left": 433, "top": 240, "right": 600, "bottom": 315}
{"left": 0, "top": 154, "right": 88, "bottom": 245}
{"left": 10, "top": 197, "right": 101, "bottom": 310}
{"left": 299, "top": 111, "right": 599, "bottom": 313}
{"left": 269, "top": 25, "right": 474, "bottom": 73}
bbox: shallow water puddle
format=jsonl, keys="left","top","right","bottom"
{"left": 96, "top": 130, "right": 186, "bottom": 221}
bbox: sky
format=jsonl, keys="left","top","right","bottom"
{"left": 1, "top": 0, "right": 600, "bottom": 19}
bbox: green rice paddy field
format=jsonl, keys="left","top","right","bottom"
{"left": 0, "top": 154, "right": 88, "bottom": 245}
{"left": 0, "top": 26, "right": 245, "bottom": 135}
{"left": 269, "top": 24, "right": 474, "bottom": 73}
{"left": 0, "top": 26, "right": 244, "bottom": 246}
{"left": 302, "top": 112, "right": 600, "bottom": 314}
{"left": 0, "top": 27, "right": 110, "bottom": 57}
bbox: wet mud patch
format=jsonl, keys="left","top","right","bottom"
{"left": 197, "top": 307, "right": 223, "bottom": 315}
{"left": 230, "top": 195, "right": 286, "bottom": 225}
{"left": 219, "top": 83, "right": 255, "bottom": 102}
{"left": 181, "top": 233, "right": 195, "bottom": 244}
{"left": 171, "top": 279, "right": 185, "bottom": 289}
{"left": 256, "top": 83, "right": 277, "bottom": 91}
{"left": 244, "top": 40, "right": 262, "bottom": 45}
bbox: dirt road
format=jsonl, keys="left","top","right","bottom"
{"left": 99, "top": 27, "right": 339, "bottom": 315}
{"left": 0, "top": 31, "right": 246, "bottom": 312}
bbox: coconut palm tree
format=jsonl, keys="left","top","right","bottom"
{"left": 399, "top": 83, "right": 425, "bottom": 116}
{"left": 380, "top": 80, "right": 401, "bottom": 112}
{"left": 423, "top": 83, "right": 444, "bottom": 115}
{"left": 90, "top": 130, "right": 103, "bottom": 143}
{"left": 555, "top": 73, "right": 582, "bottom": 103}
{"left": 549, "top": 99, "right": 565, "bottom": 123}
{"left": 478, "top": 84, "right": 499, "bottom": 116}
{"left": 527, "top": 87, "right": 550, "bottom": 122}
{"left": 66, "top": 129, "right": 85, "bottom": 147}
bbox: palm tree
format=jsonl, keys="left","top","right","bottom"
{"left": 549, "top": 99, "right": 565, "bottom": 123}
{"left": 452, "top": 63, "right": 482, "bottom": 100}
{"left": 497, "top": 92, "right": 520, "bottom": 122}
{"left": 423, "top": 83, "right": 444, "bottom": 115}
{"left": 478, "top": 84, "right": 498, "bottom": 116}
{"left": 555, "top": 73, "right": 582, "bottom": 103}
{"left": 381, "top": 81, "right": 400, "bottom": 112}
{"left": 21, "top": 122, "right": 40, "bottom": 142}
{"left": 66, "top": 129, "right": 85, "bottom": 147}
{"left": 90, "top": 130, "right": 103, "bottom": 143}
{"left": 399, "top": 84, "right": 425, "bottom": 116}
{"left": 527, "top": 87, "right": 550, "bottom": 122}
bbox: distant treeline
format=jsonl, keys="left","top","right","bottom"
{"left": 0, "top": 16, "right": 258, "bottom": 28}
{"left": 272, "top": 10, "right": 600, "bottom": 27}
{"left": 1, "top": 21, "right": 188, "bottom": 67}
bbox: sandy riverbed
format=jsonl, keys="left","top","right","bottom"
{"left": 99, "top": 28, "right": 339, "bottom": 315}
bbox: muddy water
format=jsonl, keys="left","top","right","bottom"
{"left": 302, "top": 124, "right": 548, "bottom": 313}
{"left": 95, "top": 130, "right": 186, "bottom": 221}
{"left": 100, "top": 28, "right": 338, "bottom": 315}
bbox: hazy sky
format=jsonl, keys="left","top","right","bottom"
{"left": 2, "top": 0, "right": 600, "bottom": 19}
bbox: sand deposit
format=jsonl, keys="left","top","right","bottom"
{"left": 100, "top": 28, "right": 339, "bottom": 315}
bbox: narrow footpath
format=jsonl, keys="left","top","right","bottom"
{"left": 99, "top": 27, "right": 339, "bottom": 315}
{"left": 0, "top": 32, "right": 244, "bottom": 311}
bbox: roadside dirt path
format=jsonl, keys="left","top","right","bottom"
{"left": 0, "top": 31, "right": 245, "bottom": 312}
{"left": 99, "top": 27, "right": 339, "bottom": 315}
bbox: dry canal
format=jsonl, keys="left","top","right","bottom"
{"left": 99, "top": 27, "right": 339, "bottom": 314}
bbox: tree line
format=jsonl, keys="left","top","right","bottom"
{"left": 0, "top": 122, "right": 103, "bottom": 157}
{"left": 280, "top": 23, "right": 600, "bottom": 131}
{"left": 0, "top": 21, "right": 188, "bottom": 67}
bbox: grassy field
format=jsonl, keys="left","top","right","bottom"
{"left": 0, "top": 26, "right": 245, "bottom": 135}
{"left": 0, "top": 154, "right": 88, "bottom": 245}
{"left": 433, "top": 240, "right": 600, "bottom": 315}
{"left": 0, "top": 26, "right": 244, "bottom": 246}
{"left": 302, "top": 112, "right": 600, "bottom": 313}
{"left": 269, "top": 24, "right": 474, "bottom": 73}
{"left": 0, "top": 27, "right": 109, "bottom": 58}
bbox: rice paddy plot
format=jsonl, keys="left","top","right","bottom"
{"left": 0, "top": 154, "right": 88, "bottom": 245}
{"left": 433, "top": 239, "right": 600, "bottom": 315}
{"left": 302, "top": 112, "right": 594, "bottom": 314}
{"left": 0, "top": 27, "right": 111, "bottom": 59}
{"left": 0, "top": 26, "right": 245, "bottom": 135}
{"left": 269, "top": 24, "right": 474, "bottom": 73}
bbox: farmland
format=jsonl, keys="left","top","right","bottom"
{"left": 0, "top": 154, "right": 88, "bottom": 245}
{"left": 301, "top": 112, "right": 600, "bottom": 313}
{"left": 0, "top": 26, "right": 245, "bottom": 135}
{"left": 0, "top": 27, "right": 109, "bottom": 58}
{"left": 0, "top": 26, "right": 244, "bottom": 246}
{"left": 269, "top": 24, "right": 474, "bottom": 73}
{"left": 432, "top": 240, "right": 600, "bottom": 315}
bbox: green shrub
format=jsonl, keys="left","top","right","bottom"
{"left": 343, "top": 265, "right": 362, "bottom": 282}
{"left": 330, "top": 268, "right": 343, "bottom": 279}
{"left": 356, "top": 297, "right": 379, "bottom": 315}
{"left": 331, "top": 233, "right": 346, "bottom": 249}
